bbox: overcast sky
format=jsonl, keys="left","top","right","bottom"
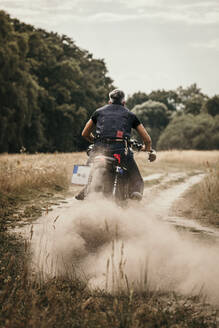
{"left": 1, "top": 0, "right": 219, "bottom": 96}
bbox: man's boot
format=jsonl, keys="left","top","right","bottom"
{"left": 75, "top": 188, "right": 85, "bottom": 200}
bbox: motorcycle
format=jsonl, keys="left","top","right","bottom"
{"left": 87, "top": 140, "right": 143, "bottom": 202}
{"left": 72, "top": 139, "right": 148, "bottom": 204}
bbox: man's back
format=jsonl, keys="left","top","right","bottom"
{"left": 91, "top": 103, "right": 140, "bottom": 140}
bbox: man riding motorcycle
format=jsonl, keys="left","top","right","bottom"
{"left": 76, "top": 89, "right": 156, "bottom": 201}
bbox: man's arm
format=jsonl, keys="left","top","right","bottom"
{"left": 82, "top": 119, "right": 95, "bottom": 143}
{"left": 136, "top": 124, "right": 152, "bottom": 152}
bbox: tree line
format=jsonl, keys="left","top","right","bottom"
{"left": 0, "top": 10, "right": 114, "bottom": 153}
{"left": 0, "top": 10, "right": 218, "bottom": 153}
{"left": 127, "top": 85, "right": 219, "bottom": 150}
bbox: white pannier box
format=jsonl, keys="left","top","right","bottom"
{"left": 71, "top": 165, "right": 91, "bottom": 185}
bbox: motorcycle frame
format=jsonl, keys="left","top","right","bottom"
{"left": 86, "top": 154, "right": 128, "bottom": 202}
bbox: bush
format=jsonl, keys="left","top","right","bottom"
{"left": 204, "top": 95, "right": 219, "bottom": 117}
{"left": 157, "top": 113, "right": 219, "bottom": 150}
{"left": 132, "top": 100, "right": 170, "bottom": 147}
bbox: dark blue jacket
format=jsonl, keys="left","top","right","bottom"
{"left": 91, "top": 104, "right": 140, "bottom": 139}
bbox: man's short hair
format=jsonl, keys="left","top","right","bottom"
{"left": 109, "top": 89, "right": 125, "bottom": 104}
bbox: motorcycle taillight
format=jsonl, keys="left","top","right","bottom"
{"left": 113, "top": 154, "right": 121, "bottom": 164}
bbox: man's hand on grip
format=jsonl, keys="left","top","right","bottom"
{"left": 148, "top": 149, "right": 156, "bottom": 162}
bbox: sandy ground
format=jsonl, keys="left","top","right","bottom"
{"left": 13, "top": 171, "right": 219, "bottom": 307}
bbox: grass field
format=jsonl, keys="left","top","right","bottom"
{"left": 0, "top": 152, "right": 86, "bottom": 195}
{"left": 1, "top": 149, "right": 218, "bottom": 195}
{"left": 0, "top": 150, "right": 219, "bottom": 327}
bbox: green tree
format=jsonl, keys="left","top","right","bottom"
{"left": 0, "top": 11, "right": 44, "bottom": 153}
{"left": 203, "top": 95, "right": 219, "bottom": 117}
{"left": 0, "top": 10, "right": 114, "bottom": 153}
{"left": 126, "top": 92, "right": 149, "bottom": 109}
{"left": 132, "top": 100, "right": 170, "bottom": 147}
{"left": 184, "top": 94, "right": 206, "bottom": 115}
{"left": 149, "top": 89, "right": 180, "bottom": 112}
{"left": 157, "top": 113, "right": 219, "bottom": 150}
{"left": 176, "top": 83, "right": 208, "bottom": 115}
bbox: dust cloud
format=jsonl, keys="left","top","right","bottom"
{"left": 28, "top": 190, "right": 219, "bottom": 305}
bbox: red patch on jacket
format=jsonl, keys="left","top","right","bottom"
{"left": 116, "top": 130, "right": 124, "bottom": 138}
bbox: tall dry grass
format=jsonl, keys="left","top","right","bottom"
{"left": 157, "top": 150, "right": 219, "bottom": 167}
{"left": 1, "top": 150, "right": 219, "bottom": 197}
{"left": 1, "top": 151, "right": 219, "bottom": 327}
{"left": 193, "top": 162, "right": 219, "bottom": 214}
{"left": 136, "top": 150, "right": 219, "bottom": 176}
{"left": 0, "top": 152, "right": 86, "bottom": 196}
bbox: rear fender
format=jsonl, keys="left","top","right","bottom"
{"left": 89, "top": 165, "right": 111, "bottom": 194}
{"left": 93, "top": 155, "right": 116, "bottom": 168}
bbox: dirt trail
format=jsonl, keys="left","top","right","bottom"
{"left": 16, "top": 172, "right": 219, "bottom": 305}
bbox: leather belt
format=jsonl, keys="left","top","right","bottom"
{"left": 101, "top": 138, "right": 125, "bottom": 143}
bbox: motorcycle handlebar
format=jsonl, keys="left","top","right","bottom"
{"left": 129, "top": 139, "right": 143, "bottom": 151}
{"left": 86, "top": 139, "right": 143, "bottom": 156}
{"left": 87, "top": 139, "right": 156, "bottom": 161}
{"left": 129, "top": 139, "right": 157, "bottom": 162}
